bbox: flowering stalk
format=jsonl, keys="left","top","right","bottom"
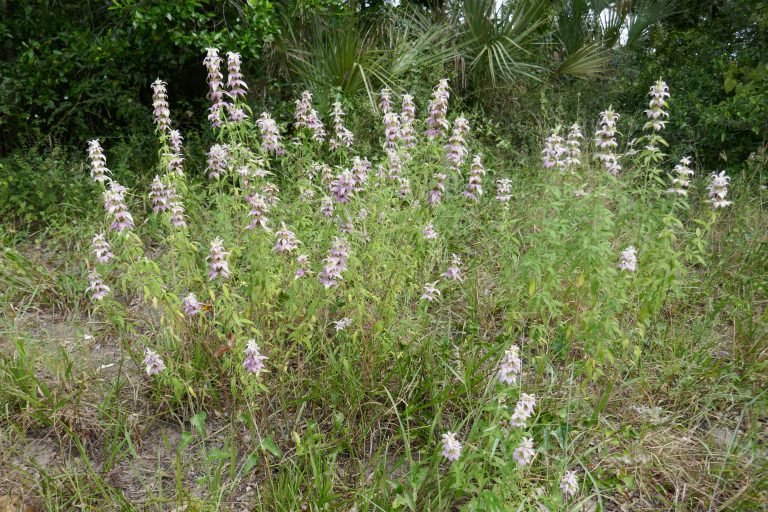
{"left": 318, "top": 237, "right": 348, "bottom": 289}
{"left": 668, "top": 156, "right": 694, "bottom": 196}
{"left": 463, "top": 154, "right": 485, "bottom": 201}
{"left": 87, "top": 140, "right": 111, "bottom": 183}
{"left": 564, "top": 123, "right": 583, "bottom": 171}
{"left": 330, "top": 170, "right": 356, "bottom": 204}
{"left": 226, "top": 52, "right": 248, "bottom": 100}
{"left": 618, "top": 246, "right": 638, "bottom": 272}
{"left": 509, "top": 393, "right": 536, "bottom": 427}
{"left": 243, "top": 340, "right": 267, "bottom": 375}
{"left": 151, "top": 79, "right": 172, "bottom": 134}
{"left": 245, "top": 193, "right": 270, "bottom": 230}
{"left": 594, "top": 108, "right": 621, "bottom": 175}
{"left": 295, "top": 254, "right": 311, "bottom": 279}
{"left": 256, "top": 113, "right": 285, "bottom": 155}
{"left": 103, "top": 181, "right": 134, "bottom": 232}
{"left": 498, "top": 344, "right": 521, "bottom": 385}
{"left": 560, "top": 471, "right": 579, "bottom": 499}
{"left": 87, "top": 270, "right": 110, "bottom": 301}
{"left": 203, "top": 48, "right": 227, "bottom": 128}
{"left": 351, "top": 156, "right": 371, "bottom": 191}
{"left": 425, "top": 79, "right": 450, "bottom": 139}
{"left": 400, "top": 94, "right": 416, "bottom": 147}
{"left": 445, "top": 116, "right": 470, "bottom": 170}
{"left": 169, "top": 200, "right": 187, "bottom": 228}
{"left": 420, "top": 281, "right": 441, "bottom": 302}
{"left": 541, "top": 127, "right": 567, "bottom": 170}
{"left": 644, "top": 79, "right": 669, "bottom": 133}
{"left": 273, "top": 224, "right": 300, "bottom": 253}
{"left": 320, "top": 196, "right": 334, "bottom": 218}
{"left": 206, "top": 144, "right": 229, "bottom": 179}
{"left": 707, "top": 171, "right": 732, "bottom": 208}
{"left": 379, "top": 87, "right": 393, "bottom": 115}
{"left": 423, "top": 222, "right": 438, "bottom": 240}
{"left": 383, "top": 112, "right": 401, "bottom": 150}
{"left": 496, "top": 178, "right": 512, "bottom": 204}
{"left": 149, "top": 176, "right": 170, "bottom": 213}
{"left": 183, "top": 293, "right": 203, "bottom": 316}
{"left": 167, "top": 129, "right": 185, "bottom": 175}
{"left": 513, "top": 437, "right": 535, "bottom": 466}
{"left": 333, "top": 317, "right": 352, "bottom": 332}
{"left": 330, "top": 101, "right": 354, "bottom": 150}
{"left": 143, "top": 348, "right": 166, "bottom": 376}
{"left": 92, "top": 233, "right": 113, "bottom": 263}
{"left": 442, "top": 254, "right": 463, "bottom": 282}
{"left": 441, "top": 432, "right": 462, "bottom": 462}
{"left": 427, "top": 173, "right": 447, "bottom": 206}
{"left": 207, "top": 237, "right": 230, "bottom": 280}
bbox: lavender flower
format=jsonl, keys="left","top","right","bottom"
{"left": 513, "top": 437, "right": 535, "bottom": 466}
{"left": 464, "top": 154, "right": 486, "bottom": 201}
{"left": 498, "top": 344, "right": 521, "bottom": 385}
{"left": 330, "top": 170, "right": 356, "bottom": 203}
{"left": 594, "top": 108, "right": 621, "bottom": 175}
{"left": 183, "top": 293, "right": 203, "bottom": 316}
{"left": 445, "top": 116, "right": 470, "bottom": 169}
{"left": 333, "top": 317, "right": 352, "bottom": 332}
{"left": 644, "top": 79, "right": 670, "bottom": 132}
{"left": 226, "top": 52, "right": 248, "bottom": 100}
{"left": 87, "top": 140, "right": 111, "bottom": 183}
{"left": 169, "top": 201, "right": 187, "bottom": 228}
{"left": 427, "top": 173, "right": 447, "bottom": 206}
{"left": 330, "top": 101, "right": 354, "bottom": 150}
{"left": 294, "top": 91, "right": 325, "bottom": 141}
{"left": 318, "top": 237, "right": 348, "bottom": 289}
{"left": 103, "top": 181, "right": 134, "bottom": 232}
{"left": 227, "top": 103, "right": 248, "bottom": 123}
{"left": 143, "top": 348, "right": 166, "bottom": 376}
{"left": 203, "top": 48, "right": 226, "bottom": 128}
{"left": 560, "top": 471, "right": 579, "bottom": 499}
{"left": 91, "top": 233, "right": 113, "bottom": 263}
{"left": 400, "top": 94, "right": 416, "bottom": 147}
{"left": 352, "top": 156, "right": 371, "bottom": 191}
{"left": 383, "top": 112, "right": 401, "bottom": 149}
{"left": 423, "top": 222, "right": 438, "bottom": 240}
{"left": 379, "top": 87, "right": 393, "bottom": 114}
{"left": 243, "top": 339, "right": 267, "bottom": 375}
{"left": 542, "top": 127, "right": 567, "bottom": 170}
{"left": 274, "top": 224, "right": 300, "bottom": 253}
{"left": 441, "top": 432, "right": 462, "bottom": 462}
{"left": 565, "top": 123, "right": 583, "bottom": 170}
{"left": 295, "top": 254, "right": 311, "bottom": 279}
{"left": 618, "top": 246, "right": 638, "bottom": 272}
{"left": 398, "top": 178, "right": 411, "bottom": 199}
{"left": 207, "top": 144, "right": 229, "bottom": 179}
{"left": 149, "top": 176, "right": 170, "bottom": 213}
{"left": 151, "top": 79, "right": 172, "bottom": 133}
{"left": 385, "top": 149, "right": 402, "bottom": 180}
{"left": 425, "top": 79, "right": 450, "bottom": 139}
{"left": 320, "top": 196, "right": 334, "bottom": 218}
{"left": 442, "top": 254, "right": 463, "bottom": 282}
{"left": 246, "top": 193, "right": 270, "bottom": 230}
{"left": 668, "top": 156, "right": 694, "bottom": 196}
{"left": 87, "top": 270, "right": 110, "bottom": 301}
{"left": 167, "top": 129, "right": 185, "bottom": 175}
{"left": 207, "top": 237, "right": 230, "bottom": 280}
{"left": 496, "top": 178, "right": 512, "bottom": 203}
{"left": 262, "top": 182, "right": 280, "bottom": 205}
{"left": 420, "top": 281, "right": 441, "bottom": 302}
{"left": 509, "top": 393, "right": 536, "bottom": 428}
{"left": 256, "top": 112, "right": 285, "bottom": 155}
{"left": 707, "top": 171, "right": 732, "bottom": 208}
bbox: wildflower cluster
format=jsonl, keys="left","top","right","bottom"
{"left": 425, "top": 79, "right": 450, "bottom": 138}
{"left": 464, "top": 154, "right": 485, "bottom": 201}
{"left": 594, "top": 108, "right": 621, "bottom": 175}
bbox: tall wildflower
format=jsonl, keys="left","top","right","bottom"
{"left": 509, "top": 393, "right": 536, "bottom": 428}
{"left": 333, "top": 317, "right": 353, "bottom": 332}
{"left": 320, "top": 196, "right": 334, "bottom": 218}
{"left": 295, "top": 91, "right": 325, "bottom": 141}
{"left": 707, "top": 171, "right": 732, "bottom": 208}
{"left": 398, "top": 178, "right": 411, "bottom": 199}
{"left": 513, "top": 437, "right": 535, "bottom": 466}
{"left": 541, "top": 127, "right": 567, "bottom": 170}
{"left": 167, "top": 129, "right": 185, "bottom": 175}
{"left": 245, "top": 193, "right": 270, "bottom": 230}
{"left": 262, "top": 182, "right": 280, "bottom": 205}
{"left": 203, "top": 48, "right": 226, "bottom": 128}
{"left": 330, "top": 101, "right": 354, "bottom": 149}
{"left": 644, "top": 79, "right": 670, "bottom": 132}
{"left": 379, "top": 87, "right": 393, "bottom": 114}
{"left": 103, "top": 181, "right": 134, "bottom": 232}
{"left": 256, "top": 113, "right": 285, "bottom": 155}
{"left": 149, "top": 176, "right": 171, "bottom": 213}
{"left": 420, "top": 281, "right": 441, "bottom": 302}
{"left": 464, "top": 154, "right": 485, "bottom": 201}
{"left": 441, "top": 432, "right": 462, "bottom": 462}
{"left": 385, "top": 149, "right": 402, "bottom": 180}
{"left": 227, "top": 103, "right": 248, "bottom": 123}
{"left": 668, "top": 156, "right": 694, "bottom": 196}
{"left": 564, "top": 123, "right": 583, "bottom": 170}
{"left": 445, "top": 116, "right": 470, "bottom": 169}
{"left": 330, "top": 170, "right": 356, "bottom": 204}
{"left": 207, "top": 237, "right": 230, "bottom": 280}
{"left": 226, "top": 52, "right": 248, "bottom": 100}
{"left": 273, "top": 224, "right": 300, "bottom": 253}
{"left": 560, "top": 471, "right": 579, "bottom": 499}
{"left": 207, "top": 144, "right": 229, "bottom": 179}
{"left": 442, "top": 254, "right": 463, "bottom": 282}
{"left": 496, "top": 178, "right": 512, "bottom": 204}
{"left": 87, "top": 140, "right": 111, "bottom": 183}
{"left": 383, "top": 112, "right": 401, "bottom": 149}
{"left": 400, "top": 94, "right": 416, "bottom": 147}
{"left": 243, "top": 340, "right": 267, "bottom": 376}
{"left": 151, "top": 79, "right": 172, "bottom": 133}
{"left": 295, "top": 254, "right": 311, "bottom": 279}
{"left": 169, "top": 200, "right": 187, "bottom": 228}
{"left": 423, "top": 222, "right": 438, "bottom": 240}
{"left": 183, "top": 293, "right": 203, "bottom": 317}
{"left": 618, "top": 246, "right": 638, "bottom": 272}
{"left": 87, "top": 270, "right": 110, "bottom": 301}
{"left": 92, "top": 233, "right": 113, "bottom": 263}
{"left": 351, "top": 156, "right": 371, "bottom": 191}
{"left": 425, "top": 79, "right": 450, "bottom": 139}
{"left": 318, "top": 237, "right": 348, "bottom": 289}
{"left": 498, "top": 344, "right": 521, "bottom": 385}
{"left": 143, "top": 348, "right": 166, "bottom": 376}
{"left": 427, "top": 173, "right": 447, "bottom": 206}
{"left": 594, "top": 108, "right": 621, "bottom": 175}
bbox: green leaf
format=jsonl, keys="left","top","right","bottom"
{"left": 260, "top": 435, "right": 282, "bottom": 458}
{"left": 190, "top": 411, "right": 207, "bottom": 436}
